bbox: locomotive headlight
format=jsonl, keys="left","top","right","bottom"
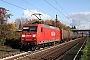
{"left": 22, "top": 34, "right": 25, "bottom": 37}
{"left": 32, "top": 34, "right": 36, "bottom": 37}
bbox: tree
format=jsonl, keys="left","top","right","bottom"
{"left": 8, "top": 23, "right": 16, "bottom": 30}
{"left": 0, "top": 7, "right": 13, "bottom": 45}
{"left": 26, "top": 18, "right": 28, "bottom": 24}
{"left": 0, "top": 7, "right": 12, "bottom": 24}
{"left": 73, "top": 26, "right": 76, "bottom": 29}
{"left": 15, "top": 18, "right": 21, "bottom": 30}
{"left": 71, "top": 26, "right": 76, "bottom": 29}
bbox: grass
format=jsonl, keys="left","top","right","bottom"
{"left": 80, "top": 37, "right": 90, "bottom": 60}
{"left": 0, "top": 45, "right": 12, "bottom": 50}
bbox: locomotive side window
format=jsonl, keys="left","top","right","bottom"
{"left": 22, "top": 26, "right": 37, "bottom": 32}
{"left": 22, "top": 26, "right": 29, "bottom": 32}
{"left": 29, "top": 26, "right": 37, "bottom": 32}
{"left": 41, "top": 27, "right": 43, "bottom": 32}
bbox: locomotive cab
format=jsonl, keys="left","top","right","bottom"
{"left": 21, "top": 26, "right": 37, "bottom": 42}
{"left": 20, "top": 24, "right": 43, "bottom": 51}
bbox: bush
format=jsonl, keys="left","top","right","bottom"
{"left": 0, "top": 38, "right": 6, "bottom": 46}
{"left": 80, "top": 37, "right": 90, "bottom": 60}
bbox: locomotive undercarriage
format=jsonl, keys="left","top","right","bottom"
{"left": 19, "top": 40, "right": 61, "bottom": 51}
{"left": 19, "top": 42, "right": 38, "bottom": 51}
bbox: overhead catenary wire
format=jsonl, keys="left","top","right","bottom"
{"left": 0, "top": 0, "right": 65, "bottom": 18}
{"left": 54, "top": 0, "right": 69, "bottom": 15}
{"left": 44, "top": 0, "right": 72, "bottom": 22}
{"left": 22, "top": 0, "right": 52, "bottom": 14}
{"left": 44, "top": 0, "right": 68, "bottom": 18}
{"left": 1, "top": 0, "right": 70, "bottom": 21}
{"left": 22, "top": 0, "right": 44, "bottom": 17}
{"left": 0, "top": 0, "right": 26, "bottom": 10}
{"left": 22, "top": 0, "right": 44, "bottom": 13}
{"left": 0, "top": 0, "right": 36, "bottom": 13}
{"left": 54, "top": 0, "right": 72, "bottom": 22}
{"left": 0, "top": 0, "right": 52, "bottom": 21}
{"left": 22, "top": 0, "right": 53, "bottom": 20}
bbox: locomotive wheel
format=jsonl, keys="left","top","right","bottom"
{"left": 20, "top": 48, "right": 23, "bottom": 51}
{"left": 48, "top": 43, "right": 52, "bottom": 46}
{"left": 31, "top": 46, "right": 36, "bottom": 51}
{"left": 36, "top": 45, "right": 40, "bottom": 50}
{"left": 41, "top": 44, "right": 45, "bottom": 48}
{"left": 24, "top": 49, "right": 28, "bottom": 52}
{"left": 24, "top": 47, "right": 28, "bottom": 52}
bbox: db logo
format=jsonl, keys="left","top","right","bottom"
{"left": 51, "top": 31, "right": 56, "bottom": 36}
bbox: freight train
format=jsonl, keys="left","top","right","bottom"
{"left": 19, "top": 24, "right": 80, "bottom": 51}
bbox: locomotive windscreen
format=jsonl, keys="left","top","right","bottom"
{"left": 22, "top": 26, "right": 37, "bottom": 32}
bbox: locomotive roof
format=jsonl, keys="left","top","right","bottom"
{"left": 44, "top": 25, "right": 59, "bottom": 30}
{"left": 23, "top": 24, "right": 59, "bottom": 30}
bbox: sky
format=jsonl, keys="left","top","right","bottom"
{"left": 0, "top": 0, "right": 90, "bottom": 29}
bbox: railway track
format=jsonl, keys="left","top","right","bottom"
{"left": 56, "top": 37, "right": 86, "bottom": 60}
{"left": 0, "top": 49, "right": 21, "bottom": 59}
{"left": 0, "top": 38, "right": 84, "bottom": 60}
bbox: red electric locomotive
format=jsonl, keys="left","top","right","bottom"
{"left": 20, "top": 24, "right": 61, "bottom": 51}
